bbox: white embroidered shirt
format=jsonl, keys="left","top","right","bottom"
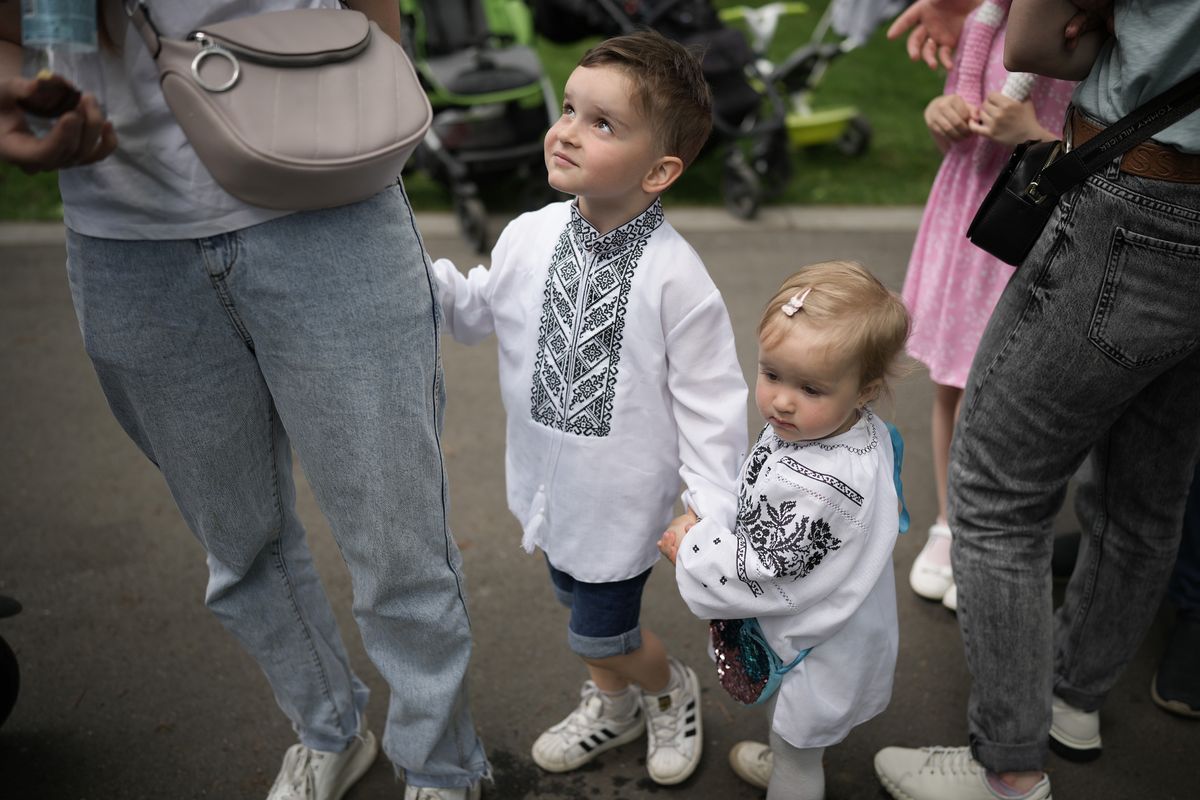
{"left": 433, "top": 200, "right": 748, "bottom": 582}
{"left": 675, "top": 411, "right": 901, "bottom": 748}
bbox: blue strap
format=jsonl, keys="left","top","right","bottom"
{"left": 779, "top": 646, "right": 812, "bottom": 674}
{"left": 886, "top": 422, "right": 911, "bottom": 534}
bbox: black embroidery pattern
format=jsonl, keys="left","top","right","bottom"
{"left": 733, "top": 431, "right": 844, "bottom": 594}
{"left": 778, "top": 457, "right": 864, "bottom": 506}
{"left": 529, "top": 201, "right": 664, "bottom": 436}
{"left": 775, "top": 408, "right": 879, "bottom": 456}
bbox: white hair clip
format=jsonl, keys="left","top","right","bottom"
{"left": 781, "top": 287, "right": 812, "bottom": 317}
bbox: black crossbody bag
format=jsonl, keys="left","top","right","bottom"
{"left": 967, "top": 69, "right": 1200, "bottom": 266}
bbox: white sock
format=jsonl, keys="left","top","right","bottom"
{"left": 599, "top": 685, "right": 639, "bottom": 717}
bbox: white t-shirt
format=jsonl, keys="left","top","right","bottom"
{"left": 58, "top": 0, "right": 339, "bottom": 240}
{"left": 433, "top": 199, "right": 748, "bottom": 583}
{"left": 675, "top": 412, "right": 901, "bottom": 749}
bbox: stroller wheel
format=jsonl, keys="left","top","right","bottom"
{"left": 454, "top": 196, "right": 490, "bottom": 255}
{"left": 0, "top": 634, "right": 17, "bottom": 728}
{"left": 835, "top": 115, "right": 872, "bottom": 158}
{"left": 722, "top": 158, "right": 762, "bottom": 220}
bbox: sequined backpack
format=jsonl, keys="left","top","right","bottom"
{"left": 710, "top": 617, "right": 811, "bottom": 706}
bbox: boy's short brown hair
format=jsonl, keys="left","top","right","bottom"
{"left": 577, "top": 29, "right": 713, "bottom": 168}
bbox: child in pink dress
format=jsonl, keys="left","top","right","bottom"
{"left": 902, "top": 0, "right": 1075, "bottom": 609}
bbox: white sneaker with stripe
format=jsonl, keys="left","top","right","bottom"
{"left": 641, "top": 658, "right": 703, "bottom": 785}
{"left": 530, "top": 681, "right": 645, "bottom": 772}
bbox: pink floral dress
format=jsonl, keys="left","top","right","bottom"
{"left": 901, "top": 0, "right": 1075, "bottom": 388}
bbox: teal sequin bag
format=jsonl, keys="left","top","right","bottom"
{"left": 711, "top": 618, "right": 810, "bottom": 706}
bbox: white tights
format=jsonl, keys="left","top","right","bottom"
{"left": 767, "top": 728, "right": 825, "bottom": 800}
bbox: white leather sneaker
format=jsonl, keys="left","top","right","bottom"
{"left": 641, "top": 658, "right": 703, "bottom": 785}
{"left": 729, "top": 740, "right": 772, "bottom": 790}
{"left": 874, "top": 746, "right": 1051, "bottom": 800}
{"left": 531, "top": 681, "right": 645, "bottom": 772}
{"left": 1048, "top": 695, "right": 1101, "bottom": 762}
{"left": 266, "top": 719, "right": 378, "bottom": 800}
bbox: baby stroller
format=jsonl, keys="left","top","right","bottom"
{"left": 400, "top": 0, "right": 559, "bottom": 252}
{"left": 529, "top": 0, "right": 875, "bottom": 219}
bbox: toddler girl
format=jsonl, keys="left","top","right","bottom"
{"left": 659, "top": 261, "right": 911, "bottom": 799}
{"left": 902, "top": 0, "right": 1074, "bottom": 609}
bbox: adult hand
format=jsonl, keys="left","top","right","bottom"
{"left": 0, "top": 77, "right": 117, "bottom": 173}
{"left": 887, "top": 0, "right": 981, "bottom": 70}
{"left": 968, "top": 92, "right": 1048, "bottom": 147}
{"left": 925, "top": 94, "right": 976, "bottom": 149}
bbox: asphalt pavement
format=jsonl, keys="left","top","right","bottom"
{"left": 1, "top": 207, "right": 1195, "bottom": 799}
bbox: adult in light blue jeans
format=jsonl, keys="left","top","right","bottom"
{"left": 0, "top": 3, "right": 487, "bottom": 799}
{"left": 875, "top": 2, "right": 1200, "bottom": 799}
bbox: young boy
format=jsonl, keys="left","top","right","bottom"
{"left": 431, "top": 31, "right": 748, "bottom": 785}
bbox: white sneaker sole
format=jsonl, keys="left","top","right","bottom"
{"left": 1048, "top": 719, "right": 1101, "bottom": 763}
{"left": 531, "top": 716, "right": 646, "bottom": 773}
{"left": 728, "top": 741, "right": 771, "bottom": 790}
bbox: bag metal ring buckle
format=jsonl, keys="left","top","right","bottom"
{"left": 191, "top": 37, "right": 240, "bottom": 93}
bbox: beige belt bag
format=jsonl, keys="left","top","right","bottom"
{"left": 126, "top": 2, "right": 432, "bottom": 210}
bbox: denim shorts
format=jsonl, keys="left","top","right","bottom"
{"left": 547, "top": 560, "right": 652, "bottom": 659}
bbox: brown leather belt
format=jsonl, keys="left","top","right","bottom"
{"left": 1068, "top": 109, "right": 1200, "bottom": 183}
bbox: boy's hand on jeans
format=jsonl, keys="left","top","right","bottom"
{"left": 658, "top": 510, "right": 699, "bottom": 565}
{"left": 925, "top": 94, "right": 975, "bottom": 152}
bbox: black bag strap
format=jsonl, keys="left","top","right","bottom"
{"left": 1037, "top": 68, "right": 1200, "bottom": 196}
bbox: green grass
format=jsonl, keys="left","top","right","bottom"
{"left": 0, "top": 0, "right": 945, "bottom": 221}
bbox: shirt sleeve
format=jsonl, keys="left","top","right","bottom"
{"left": 667, "top": 290, "right": 748, "bottom": 531}
{"left": 674, "top": 457, "right": 895, "bottom": 648}
{"left": 430, "top": 225, "right": 516, "bottom": 345}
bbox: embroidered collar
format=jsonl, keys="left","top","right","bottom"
{"left": 568, "top": 199, "right": 665, "bottom": 259}
{"left": 771, "top": 408, "right": 879, "bottom": 456}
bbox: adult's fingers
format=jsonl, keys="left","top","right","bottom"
{"left": 906, "top": 24, "right": 927, "bottom": 62}
{"left": 922, "top": 35, "right": 940, "bottom": 69}
{"left": 76, "top": 120, "right": 117, "bottom": 166}
{"left": 887, "top": 4, "right": 921, "bottom": 40}
{"left": 66, "top": 94, "right": 106, "bottom": 164}
{"left": 939, "top": 44, "right": 955, "bottom": 70}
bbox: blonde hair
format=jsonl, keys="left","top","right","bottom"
{"left": 758, "top": 261, "right": 911, "bottom": 398}
{"left": 577, "top": 30, "right": 713, "bottom": 168}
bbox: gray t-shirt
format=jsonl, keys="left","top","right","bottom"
{"left": 1073, "top": 0, "right": 1200, "bottom": 153}
{"left": 59, "top": 0, "right": 337, "bottom": 240}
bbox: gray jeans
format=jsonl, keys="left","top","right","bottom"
{"left": 948, "top": 160, "right": 1200, "bottom": 773}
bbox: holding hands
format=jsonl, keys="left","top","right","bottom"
{"left": 658, "top": 509, "right": 699, "bottom": 565}
{"left": 0, "top": 77, "right": 116, "bottom": 173}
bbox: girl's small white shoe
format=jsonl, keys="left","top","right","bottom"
{"left": 942, "top": 582, "right": 958, "bottom": 612}
{"left": 909, "top": 523, "right": 954, "bottom": 600}
{"left": 729, "top": 740, "right": 772, "bottom": 790}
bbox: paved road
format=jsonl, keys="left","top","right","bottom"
{"left": 1, "top": 210, "right": 1194, "bottom": 799}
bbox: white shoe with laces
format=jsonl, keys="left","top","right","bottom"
{"left": 403, "top": 784, "right": 482, "bottom": 800}
{"left": 874, "top": 745, "right": 1051, "bottom": 800}
{"left": 910, "top": 523, "right": 954, "bottom": 600}
{"left": 641, "top": 658, "right": 703, "bottom": 785}
{"left": 729, "top": 740, "right": 772, "bottom": 790}
{"left": 531, "top": 681, "right": 645, "bottom": 772}
{"left": 266, "top": 719, "right": 378, "bottom": 800}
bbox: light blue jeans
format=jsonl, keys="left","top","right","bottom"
{"left": 949, "top": 159, "right": 1200, "bottom": 773}
{"left": 64, "top": 185, "right": 489, "bottom": 789}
